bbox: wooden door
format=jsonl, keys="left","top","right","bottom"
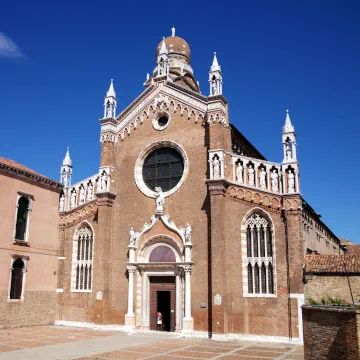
{"left": 149, "top": 276, "right": 176, "bottom": 331}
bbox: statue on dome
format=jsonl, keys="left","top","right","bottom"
{"left": 171, "top": 26, "right": 175, "bottom": 37}
{"left": 248, "top": 165, "right": 255, "bottom": 186}
{"left": 155, "top": 187, "right": 165, "bottom": 214}
{"left": 259, "top": 168, "right": 267, "bottom": 190}
{"left": 213, "top": 156, "right": 220, "bottom": 179}
{"left": 236, "top": 162, "right": 243, "bottom": 184}
{"left": 271, "top": 170, "right": 279, "bottom": 192}
{"left": 288, "top": 170, "right": 295, "bottom": 193}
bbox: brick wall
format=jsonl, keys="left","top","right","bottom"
{"left": 305, "top": 274, "right": 360, "bottom": 305}
{"left": 302, "top": 305, "right": 360, "bottom": 360}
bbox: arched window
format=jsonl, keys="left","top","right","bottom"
{"left": 15, "top": 196, "right": 30, "bottom": 241}
{"left": 10, "top": 258, "right": 25, "bottom": 299}
{"left": 245, "top": 213, "right": 275, "bottom": 296}
{"left": 72, "top": 225, "right": 93, "bottom": 292}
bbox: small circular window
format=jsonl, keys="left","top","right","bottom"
{"left": 142, "top": 147, "right": 184, "bottom": 192}
{"left": 153, "top": 112, "right": 171, "bottom": 130}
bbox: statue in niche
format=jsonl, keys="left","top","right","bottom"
{"left": 271, "top": 170, "right": 279, "bottom": 192}
{"left": 155, "top": 187, "right": 165, "bottom": 213}
{"left": 213, "top": 156, "right": 220, "bottom": 179}
{"left": 285, "top": 142, "right": 292, "bottom": 160}
{"left": 70, "top": 190, "right": 77, "bottom": 208}
{"left": 259, "top": 168, "right": 267, "bottom": 190}
{"left": 184, "top": 223, "right": 192, "bottom": 243}
{"left": 248, "top": 165, "right": 255, "bottom": 186}
{"left": 106, "top": 101, "right": 112, "bottom": 118}
{"left": 101, "top": 172, "right": 108, "bottom": 191}
{"left": 158, "top": 58, "right": 166, "bottom": 76}
{"left": 129, "top": 227, "right": 137, "bottom": 247}
{"left": 87, "top": 182, "right": 93, "bottom": 201}
{"left": 59, "top": 194, "right": 65, "bottom": 212}
{"left": 288, "top": 170, "right": 295, "bottom": 193}
{"left": 236, "top": 162, "right": 243, "bottom": 184}
{"left": 79, "top": 186, "right": 85, "bottom": 204}
{"left": 96, "top": 178, "right": 101, "bottom": 193}
{"left": 62, "top": 170, "right": 68, "bottom": 186}
{"left": 212, "top": 82, "right": 218, "bottom": 96}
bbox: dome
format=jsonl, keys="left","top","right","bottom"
{"left": 156, "top": 36, "right": 191, "bottom": 59}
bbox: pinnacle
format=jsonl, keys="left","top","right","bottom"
{"left": 210, "top": 52, "right": 221, "bottom": 72}
{"left": 106, "top": 79, "right": 116, "bottom": 98}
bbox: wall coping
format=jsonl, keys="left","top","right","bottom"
{"left": 302, "top": 305, "right": 360, "bottom": 314}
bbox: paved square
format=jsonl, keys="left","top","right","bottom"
{"left": 0, "top": 326, "right": 304, "bottom": 360}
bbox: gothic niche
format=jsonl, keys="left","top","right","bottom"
{"left": 235, "top": 159, "right": 244, "bottom": 184}
{"left": 212, "top": 154, "right": 221, "bottom": 179}
{"left": 247, "top": 162, "right": 255, "bottom": 186}
{"left": 270, "top": 167, "right": 279, "bottom": 193}
{"left": 286, "top": 166, "right": 295, "bottom": 193}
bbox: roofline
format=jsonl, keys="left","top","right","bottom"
{"left": 229, "top": 123, "right": 267, "bottom": 160}
{"left": 302, "top": 199, "right": 345, "bottom": 249}
{"left": 0, "top": 161, "right": 63, "bottom": 192}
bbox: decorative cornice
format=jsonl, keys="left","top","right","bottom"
{"left": 0, "top": 162, "right": 63, "bottom": 192}
{"left": 59, "top": 201, "right": 98, "bottom": 228}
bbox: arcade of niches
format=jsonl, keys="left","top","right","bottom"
{"left": 55, "top": 28, "right": 343, "bottom": 342}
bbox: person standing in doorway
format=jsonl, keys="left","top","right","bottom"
{"left": 156, "top": 311, "right": 163, "bottom": 331}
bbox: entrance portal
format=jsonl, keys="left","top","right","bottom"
{"left": 149, "top": 276, "right": 175, "bottom": 331}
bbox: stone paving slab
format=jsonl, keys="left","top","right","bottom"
{"left": 0, "top": 326, "right": 304, "bottom": 360}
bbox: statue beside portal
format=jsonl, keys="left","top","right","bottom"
{"left": 87, "top": 182, "right": 93, "bottom": 201}
{"left": 271, "top": 170, "right": 279, "bottom": 192}
{"left": 236, "top": 162, "right": 243, "bottom": 184}
{"left": 129, "top": 227, "right": 137, "bottom": 247}
{"left": 288, "top": 170, "right": 295, "bottom": 193}
{"left": 259, "top": 168, "right": 267, "bottom": 190}
{"left": 184, "top": 223, "right": 192, "bottom": 243}
{"left": 213, "top": 156, "right": 220, "bottom": 179}
{"left": 155, "top": 187, "right": 165, "bottom": 214}
{"left": 59, "top": 194, "right": 65, "bottom": 212}
{"left": 248, "top": 165, "right": 255, "bottom": 186}
{"left": 70, "top": 190, "right": 77, "bottom": 208}
{"left": 101, "top": 172, "right": 108, "bottom": 191}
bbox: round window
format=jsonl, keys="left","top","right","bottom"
{"left": 142, "top": 147, "right": 184, "bottom": 192}
{"left": 158, "top": 116, "right": 168, "bottom": 127}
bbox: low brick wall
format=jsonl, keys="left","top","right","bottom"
{"left": 302, "top": 305, "right": 360, "bottom": 360}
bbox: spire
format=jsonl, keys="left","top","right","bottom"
{"left": 106, "top": 79, "right": 116, "bottom": 97}
{"left": 210, "top": 52, "right": 221, "bottom": 72}
{"left": 103, "top": 79, "right": 117, "bottom": 118}
{"left": 283, "top": 109, "right": 294, "bottom": 133}
{"left": 209, "top": 52, "right": 223, "bottom": 96}
{"left": 60, "top": 147, "right": 73, "bottom": 186}
{"left": 159, "top": 37, "right": 168, "bottom": 55}
{"left": 62, "top": 147, "right": 72, "bottom": 166}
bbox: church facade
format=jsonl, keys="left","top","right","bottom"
{"left": 56, "top": 29, "right": 343, "bottom": 342}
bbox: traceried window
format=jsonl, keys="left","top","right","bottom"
{"left": 245, "top": 213, "right": 275, "bottom": 296}
{"left": 15, "top": 196, "right": 30, "bottom": 241}
{"left": 72, "top": 226, "right": 93, "bottom": 292}
{"left": 9, "top": 258, "right": 25, "bottom": 300}
{"left": 142, "top": 147, "right": 184, "bottom": 192}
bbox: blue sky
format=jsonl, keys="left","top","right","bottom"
{"left": 1, "top": 1, "right": 359, "bottom": 242}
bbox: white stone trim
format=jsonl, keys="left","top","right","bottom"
{"left": 71, "top": 221, "right": 94, "bottom": 293}
{"left": 290, "top": 293, "right": 304, "bottom": 344}
{"left": 56, "top": 288, "right": 64, "bottom": 293}
{"left": 7, "top": 255, "right": 27, "bottom": 301}
{"left": 241, "top": 208, "right": 278, "bottom": 298}
{"left": 134, "top": 140, "right": 189, "bottom": 198}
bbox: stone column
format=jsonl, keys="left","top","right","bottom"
{"left": 182, "top": 265, "right": 194, "bottom": 333}
{"left": 125, "top": 265, "right": 136, "bottom": 329}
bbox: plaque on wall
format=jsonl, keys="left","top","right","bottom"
{"left": 96, "top": 291, "right": 103, "bottom": 301}
{"left": 214, "top": 294, "right": 221, "bottom": 305}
